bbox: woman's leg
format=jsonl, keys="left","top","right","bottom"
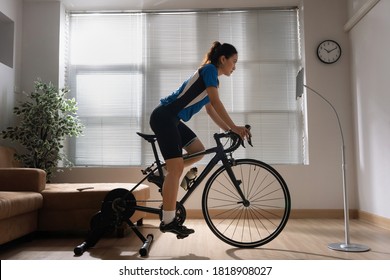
{"left": 162, "top": 157, "right": 184, "bottom": 213}
{"left": 162, "top": 139, "right": 204, "bottom": 214}
{"left": 183, "top": 138, "right": 205, "bottom": 167}
{"left": 150, "top": 111, "right": 195, "bottom": 235}
{"left": 160, "top": 156, "right": 195, "bottom": 236}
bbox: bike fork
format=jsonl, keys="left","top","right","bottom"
{"left": 221, "top": 157, "right": 249, "bottom": 206}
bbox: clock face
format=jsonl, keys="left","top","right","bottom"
{"left": 317, "top": 40, "right": 341, "bottom": 64}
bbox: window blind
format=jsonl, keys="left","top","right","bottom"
{"left": 67, "top": 9, "right": 305, "bottom": 166}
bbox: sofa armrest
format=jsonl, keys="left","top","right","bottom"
{"left": 0, "top": 168, "right": 46, "bottom": 192}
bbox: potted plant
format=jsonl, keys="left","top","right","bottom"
{"left": 1, "top": 80, "right": 84, "bottom": 181}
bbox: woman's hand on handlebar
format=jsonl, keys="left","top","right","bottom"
{"left": 230, "top": 125, "right": 251, "bottom": 141}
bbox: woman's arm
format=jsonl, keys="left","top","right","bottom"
{"left": 206, "top": 86, "right": 236, "bottom": 129}
{"left": 206, "top": 86, "right": 250, "bottom": 139}
{"left": 205, "top": 103, "right": 230, "bottom": 131}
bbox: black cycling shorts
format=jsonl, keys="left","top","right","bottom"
{"left": 149, "top": 105, "right": 197, "bottom": 160}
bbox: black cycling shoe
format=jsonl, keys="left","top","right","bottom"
{"left": 160, "top": 219, "right": 195, "bottom": 238}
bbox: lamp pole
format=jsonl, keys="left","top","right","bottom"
{"left": 303, "top": 84, "right": 369, "bottom": 252}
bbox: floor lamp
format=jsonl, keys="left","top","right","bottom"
{"left": 296, "top": 68, "right": 370, "bottom": 252}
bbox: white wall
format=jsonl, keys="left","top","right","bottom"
{"left": 2, "top": 0, "right": 363, "bottom": 216}
{"left": 348, "top": 0, "right": 390, "bottom": 219}
{"left": 21, "top": 0, "right": 63, "bottom": 93}
{"left": 288, "top": 0, "right": 356, "bottom": 212}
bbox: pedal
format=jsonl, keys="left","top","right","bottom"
{"left": 176, "top": 234, "right": 189, "bottom": 239}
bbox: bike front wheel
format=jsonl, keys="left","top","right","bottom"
{"left": 202, "top": 159, "right": 290, "bottom": 248}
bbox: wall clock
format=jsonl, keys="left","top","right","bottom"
{"left": 317, "top": 40, "right": 341, "bottom": 64}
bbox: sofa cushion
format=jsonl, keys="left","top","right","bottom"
{"left": 0, "top": 192, "right": 43, "bottom": 220}
{"left": 0, "top": 168, "right": 46, "bottom": 192}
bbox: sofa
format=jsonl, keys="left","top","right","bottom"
{"left": 0, "top": 146, "right": 150, "bottom": 245}
{"left": 0, "top": 167, "right": 46, "bottom": 245}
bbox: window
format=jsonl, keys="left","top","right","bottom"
{"left": 67, "top": 9, "right": 305, "bottom": 166}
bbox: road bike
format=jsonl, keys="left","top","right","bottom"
{"left": 74, "top": 126, "right": 291, "bottom": 257}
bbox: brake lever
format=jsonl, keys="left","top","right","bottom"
{"left": 240, "top": 124, "right": 253, "bottom": 148}
{"left": 245, "top": 124, "right": 253, "bottom": 147}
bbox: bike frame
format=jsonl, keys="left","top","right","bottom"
{"left": 127, "top": 132, "right": 246, "bottom": 216}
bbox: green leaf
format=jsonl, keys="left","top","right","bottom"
{"left": 4, "top": 79, "right": 84, "bottom": 181}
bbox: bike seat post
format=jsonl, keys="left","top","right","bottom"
{"left": 137, "top": 132, "right": 164, "bottom": 176}
{"left": 149, "top": 138, "right": 164, "bottom": 176}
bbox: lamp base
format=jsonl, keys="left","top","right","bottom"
{"left": 328, "top": 242, "right": 370, "bottom": 252}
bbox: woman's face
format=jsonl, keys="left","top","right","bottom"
{"left": 219, "top": 54, "right": 238, "bottom": 76}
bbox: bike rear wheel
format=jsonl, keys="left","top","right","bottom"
{"left": 202, "top": 159, "right": 290, "bottom": 248}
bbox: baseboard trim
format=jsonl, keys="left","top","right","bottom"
{"left": 358, "top": 210, "right": 390, "bottom": 230}
{"left": 289, "top": 209, "right": 358, "bottom": 219}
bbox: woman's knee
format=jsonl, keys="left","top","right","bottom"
{"left": 185, "top": 138, "right": 205, "bottom": 154}
{"left": 165, "top": 158, "right": 184, "bottom": 178}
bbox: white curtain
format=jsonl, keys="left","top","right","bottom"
{"left": 67, "top": 9, "right": 305, "bottom": 166}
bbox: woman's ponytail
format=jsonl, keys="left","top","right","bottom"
{"left": 201, "top": 41, "right": 237, "bottom": 67}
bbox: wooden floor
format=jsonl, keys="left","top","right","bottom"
{"left": 1, "top": 219, "right": 390, "bottom": 260}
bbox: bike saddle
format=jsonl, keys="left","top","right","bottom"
{"left": 137, "top": 132, "right": 157, "bottom": 142}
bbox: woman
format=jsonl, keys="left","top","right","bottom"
{"left": 150, "top": 41, "right": 251, "bottom": 237}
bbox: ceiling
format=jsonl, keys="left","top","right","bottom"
{"left": 24, "top": 0, "right": 300, "bottom": 11}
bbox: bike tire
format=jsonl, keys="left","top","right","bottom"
{"left": 202, "top": 159, "right": 290, "bottom": 248}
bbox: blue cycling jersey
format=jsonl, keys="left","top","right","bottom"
{"left": 160, "top": 63, "right": 219, "bottom": 122}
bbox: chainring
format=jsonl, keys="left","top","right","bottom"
{"left": 159, "top": 202, "right": 187, "bottom": 225}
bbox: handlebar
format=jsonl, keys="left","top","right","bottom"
{"left": 214, "top": 124, "right": 252, "bottom": 154}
